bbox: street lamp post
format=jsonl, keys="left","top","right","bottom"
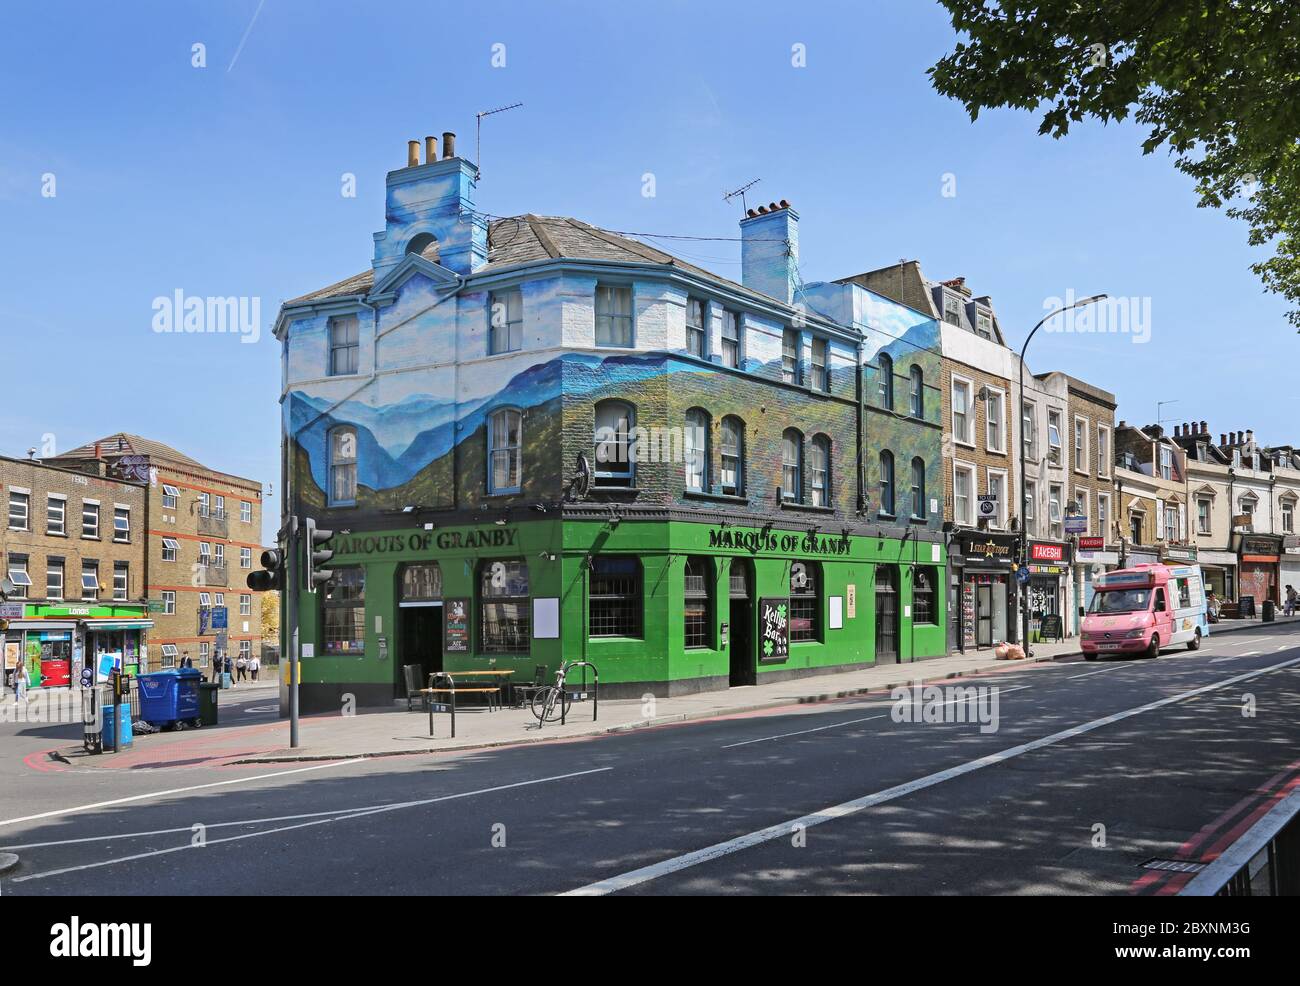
{"left": 1018, "top": 294, "right": 1107, "bottom": 654}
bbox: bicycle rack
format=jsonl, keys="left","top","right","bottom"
{"left": 427, "top": 671, "right": 457, "bottom": 738}
{"left": 559, "top": 661, "right": 598, "bottom": 726}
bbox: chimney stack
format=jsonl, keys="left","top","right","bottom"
{"left": 1237, "top": 430, "right": 1245, "bottom": 445}
{"left": 442, "top": 131, "right": 456, "bottom": 159}
{"left": 424, "top": 136, "right": 438, "bottom": 164}
{"left": 740, "top": 199, "right": 799, "bottom": 304}
{"left": 1200, "top": 420, "right": 1208, "bottom": 435}
{"left": 1221, "top": 433, "right": 1227, "bottom": 446}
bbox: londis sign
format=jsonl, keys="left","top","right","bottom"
{"left": 708, "top": 527, "right": 852, "bottom": 557}
{"left": 330, "top": 528, "right": 519, "bottom": 555}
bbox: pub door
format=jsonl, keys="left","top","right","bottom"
{"left": 398, "top": 605, "right": 442, "bottom": 693}
{"left": 728, "top": 560, "right": 755, "bottom": 686}
{"left": 875, "top": 566, "right": 899, "bottom": 664}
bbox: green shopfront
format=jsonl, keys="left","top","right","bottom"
{"left": 286, "top": 517, "right": 948, "bottom": 712}
{"left": 4, "top": 603, "right": 153, "bottom": 689}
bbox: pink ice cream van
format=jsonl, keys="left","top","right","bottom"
{"left": 1081, "top": 564, "right": 1209, "bottom": 661}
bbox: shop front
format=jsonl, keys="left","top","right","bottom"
{"left": 1280, "top": 536, "right": 1300, "bottom": 601}
{"left": 1197, "top": 549, "right": 1237, "bottom": 603}
{"left": 288, "top": 516, "right": 950, "bottom": 712}
{"left": 1027, "top": 540, "right": 1071, "bottom": 640}
{"left": 1237, "top": 534, "right": 1282, "bottom": 610}
{"left": 1076, "top": 537, "right": 1119, "bottom": 613}
{"left": 951, "top": 531, "right": 1017, "bottom": 651}
{"left": 3, "top": 603, "right": 152, "bottom": 689}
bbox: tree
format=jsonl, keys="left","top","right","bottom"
{"left": 929, "top": 1, "right": 1300, "bottom": 327}
{"left": 261, "top": 590, "right": 280, "bottom": 641}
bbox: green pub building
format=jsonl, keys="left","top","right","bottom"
{"left": 274, "top": 134, "right": 948, "bottom": 711}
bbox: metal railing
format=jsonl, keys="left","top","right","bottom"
{"left": 1181, "top": 788, "right": 1300, "bottom": 896}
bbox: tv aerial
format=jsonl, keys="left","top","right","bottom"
{"left": 724, "top": 178, "right": 762, "bottom": 215}
{"left": 475, "top": 102, "right": 523, "bottom": 176}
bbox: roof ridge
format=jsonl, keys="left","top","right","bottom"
{"left": 523, "top": 214, "right": 562, "bottom": 259}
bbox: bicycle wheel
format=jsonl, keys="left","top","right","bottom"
{"left": 531, "top": 686, "right": 572, "bottom": 722}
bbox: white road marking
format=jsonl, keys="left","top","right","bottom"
{"left": 1067, "top": 664, "right": 1130, "bottom": 679}
{"left": 11, "top": 767, "right": 612, "bottom": 884}
{"left": 561, "top": 657, "right": 1300, "bottom": 896}
{"left": 721, "top": 715, "right": 888, "bottom": 749}
{"left": 0, "top": 759, "right": 367, "bottom": 830}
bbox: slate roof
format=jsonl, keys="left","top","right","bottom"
{"left": 56, "top": 433, "right": 206, "bottom": 468}
{"left": 284, "top": 215, "right": 785, "bottom": 310}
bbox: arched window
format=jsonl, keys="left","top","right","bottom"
{"left": 878, "top": 353, "right": 894, "bottom": 410}
{"left": 781, "top": 429, "right": 803, "bottom": 502}
{"left": 684, "top": 557, "right": 712, "bottom": 649}
{"left": 404, "top": 232, "right": 439, "bottom": 260}
{"left": 810, "top": 435, "right": 830, "bottom": 507}
{"left": 328, "top": 426, "right": 357, "bottom": 506}
{"left": 684, "top": 408, "right": 710, "bottom": 492}
{"left": 790, "top": 561, "right": 819, "bottom": 642}
{"left": 879, "top": 449, "right": 895, "bottom": 516}
{"left": 479, "top": 559, "right": 530, "bottom": 654}
{"left": 910, "top": 365, "right": 924, "bottom": 417}
{"left": 487, "top": 408, "right": 522, "bottom": 493}
{"left": 721, "top": 416, "right": 745, "bottom": 496}
{"left": 593, "top": 400, "right": 635, "bottom": 487}
{"left": 911, "top": 457, "right": 926, "bottom": 519}
{"left": 913, "top": 566, "right": 936, "bottom": 624}
{"left": 588, "top": 556, "right": 642, "bottom": 638}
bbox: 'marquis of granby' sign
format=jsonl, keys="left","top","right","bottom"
{"left": 708, "top": 527, "right": 851, "bottom": 556}
{"left": 330, "top": 528, "right": 519, "bottom": 555}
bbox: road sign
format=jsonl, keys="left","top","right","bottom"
{"left": 1064, "top": 516, "right": 1088, "bottom": 534}
{"left": 1016, "top": 565, "right": 1031, "bottom": 585}
{"left": 212, "top": 606, "right": 228, "bottom": 630}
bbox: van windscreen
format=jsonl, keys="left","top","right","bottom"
{"left": 1090, "top": 589, "right": 1151, "bottom": 614}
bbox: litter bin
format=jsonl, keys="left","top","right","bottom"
{"left": 199, "top": 682, "right": 220, "bottom": 726}
{"left": 101, "top": 703, "right": 133, "bottom": 751}
{"left": 137, "top": 668, "right": 203, "bottom": 729}
{"left": 1263, "top": 599, "right": 1276, "bottom": 622}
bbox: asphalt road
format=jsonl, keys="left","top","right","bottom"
{"left": 3, "top": 625, "right": 1299, "bottom": 896}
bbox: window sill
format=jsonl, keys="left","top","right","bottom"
{"left": 590, "top": 485, "right": 641, "bottom": 495}
{"left": 909, "top": 515, "right": 929, "bottom": 525}
{"left": 684, "top": 490, "right": 749, "bottom": 505}
{"left": 779, "top": 501, "right": 836, "bottom": 514}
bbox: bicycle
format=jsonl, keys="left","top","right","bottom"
{"left": 530, "top": 662, "right": 574, "bottom": 724}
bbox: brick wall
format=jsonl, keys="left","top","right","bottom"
{"left": 940, "top": 357, "right": 1016, "bottom": 530}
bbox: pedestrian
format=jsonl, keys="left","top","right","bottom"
{"left": 249, "top": 654, "right": 260, "bottom": 682}
{"left": 1285, "top": 585, "right": 1297, "bottom": 617}
{"left": 181, "top": 650, "right": 192, "bottom": 669}
{"left": 224, "top": 654, "right": 234, "bottom": 686}
{"left": 236, "top": 653, "right": 247, "bottom": 681}
{"left": 13, "top": 662, "right": 27, "bottom": 704}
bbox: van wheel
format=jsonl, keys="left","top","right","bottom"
{"left": 1187, "top": 629, "right": 1202, "bottom": 652}
{"left": 1146, "top": 635, "right": 1160, "bottom": 659}
{"left": 1084, "top": 652, "right": 1098, "bottom": 661}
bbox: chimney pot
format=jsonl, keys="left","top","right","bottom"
{"left": 757, "top": 205, "right": 769, "bottom": 214}
{"left": 1200, "top": 420, "right": 1208, "bottom": 435}
{"left": 1221, "top": 433, "right": 1227, "bottom": 446}
{"left": 1238, "top": 431, "right": 1244, "bottom": 445}
{"left": 746, "top": 208, "right": 757, "bottom": 218}
{"left": 442, "top": 131, "right": 456, "bottom": 159}
{"left": 424, "top": 136, "right": 437, "bottom": 164}
{"left": 779, "top": 199, "right": 790, "bottom": 209}
{"left": 407, "top": 140, "right": 420, "bottom": 168}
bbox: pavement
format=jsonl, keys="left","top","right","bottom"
{"left": 3, "top": 618, "right": 1299, "bottom": 895}
{"left": 30, "top": 613, "right": 1300, "bottom": 767}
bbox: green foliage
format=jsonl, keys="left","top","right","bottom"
{"left": 929, "top": 0, "right": 1300, "bottom": 328}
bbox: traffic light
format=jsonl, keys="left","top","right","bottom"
{"left": 247, "top": 547, "right": 285, "bottom": 592}
{"left": 304, "top": 517, "right": 335, "bottom": 591}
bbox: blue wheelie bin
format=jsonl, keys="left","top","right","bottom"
{"left": 137, "top": 667, "right": 203, "bottom": 729}
{"left": 101, "top": 704, "right": 134, "bottom": 750}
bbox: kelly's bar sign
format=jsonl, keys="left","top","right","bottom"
{"left": 444, "top": 598, "right": 470, "bottom": 653}
{"left": 760, "top": 597, "right": 790, "bottom": 662}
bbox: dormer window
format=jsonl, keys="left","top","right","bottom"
{"left": 943, "top": 292, "right": 962, "bottom": 326}
{"left": 975, "top": 310, "right": 993, "bottom": 339}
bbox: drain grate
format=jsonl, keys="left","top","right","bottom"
{"left": 1140, "top": 857, "right": 1207, "bottom": 873}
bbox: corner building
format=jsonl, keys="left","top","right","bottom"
{"left": 276, "top": 135, "right": 948, "bottom": 711}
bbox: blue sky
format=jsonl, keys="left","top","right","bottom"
{"left": 1, "top": 0, "right": 1291, "bottom": 546}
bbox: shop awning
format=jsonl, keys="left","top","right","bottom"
{"left": 5, "top": 621, "right": 78, "bottom": 632}
{"left": 83, "top": 619, "right": 154, "bottom": 630}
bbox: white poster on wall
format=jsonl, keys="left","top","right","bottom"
{"left": 829, "top": 596, "right": 844, "bottom": 630}
{"left": 533, "top": 597, "right": 559, "bottom": 638}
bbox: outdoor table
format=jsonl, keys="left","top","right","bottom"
{"left": 448, "top": 669, "right": 516, "bottom": 704}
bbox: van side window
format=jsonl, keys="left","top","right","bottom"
{"left": 1178, "top": 581, "right": 1191, "bottom": 608}
{"left": 1154, "top": 588, "right": 1167, "bottom": 612}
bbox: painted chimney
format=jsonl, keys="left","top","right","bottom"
{"left": 373, "top": 131, "right": 486, "bottom": 278}
{"left": 1221, "top": 433, "right": 1227, "bottom": 446}
{"left": 740, "top": 200, "right": 799, "bottom": 304}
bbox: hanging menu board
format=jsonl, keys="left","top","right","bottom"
{"left": 759, "top": 597, "right": 790, "bottom": 663}
{"left": 444, "top": 598, "right": 470, "bottom": 653}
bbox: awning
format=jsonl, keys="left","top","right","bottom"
{"left": 5, "top": 621, "right": 78, "bottom": 632}
{"left": 1198, "top": 550, "right": 1237, "bottom": 566}
{"left": 83, "top": 619, "right": 154, "bottom": 631}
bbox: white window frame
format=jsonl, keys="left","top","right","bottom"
{"left": 1282, "top": 499, "right": 1296, "bottom": 534}
{"left": 1022, "top": 399, "right": 1037, "bottom": 461}
{"left": 1074, "top": 488, "right": 1090, "bottom": 535}
{"left": 46, "top": 493, "right": 66, "bottom": 535}
{"left": 1164, "top": 503, "right": 1180, "bottom": 542}
{"left": 7, "top": 557, "right": 31, "bottom": 598}
{"left": 162, "top": 537, "right": 179, "bottom": 562}
{"left": 594, "top": 284, "right": 634, "bottom": 348}
{"left": 1048, "top": 484, "right": 1064, "bottom": 539}
{"left": 1047, "top": 410, "right": 1063, "bottom": 467}
{"left": 984, "top": 386, "right": 1006, "bottom": 454}
{"left": 1096, "top": 425, "right": 1111, "bottom": 478}
{"left": 46, "top": 560, "right": 64, "bottom": 601}
{"left": 1159, "top": 445, "right": 1174, "bottom": 481}
{"left": 8, "top": 489, "right": 30, "bottom": 531}
{"left": 951, "top": 374, "right": 974, "bottom": 448}
{"left": 241, "top": 500, "right": 252, "bottom": 523}
{"left": 241, "top": 546, "right": 252, "bottom": 568}
{"left": 1197, "top": 497, "right": 1213, "bottom": 536}
{"left": 240, "top": 594, "right": 252, "bottom": 616}
{"left": 1097, "top": 492, "right": 1111, "bottom": 542}
{"left": 82, "top": 500, "right": 100, "bottom": 538}
{"left": 162, "top": 484, "right": 179, "bottom": 509}
{"left": 113, "top": 506, "right": 131, "bottom": 542}
{"left": 113, "top": 561, "right": 129, "bottom": 601}
{"left": 952, "top": 461, "right": 976, "bottom": 527}
{"left": 1023, "top": 479, "right": 1037, "bottom": 537}
{"left": 985, "top": 467, "right": 1008, "bottom": 529}
{"left": 81, "top": 562, "right": 99, "bottom": 600}
{"left": 162, "top": 590, "right": 176, "bottom": 615}
{"left": 1073, "top": 415, "right": 1089, "bottom": 475}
